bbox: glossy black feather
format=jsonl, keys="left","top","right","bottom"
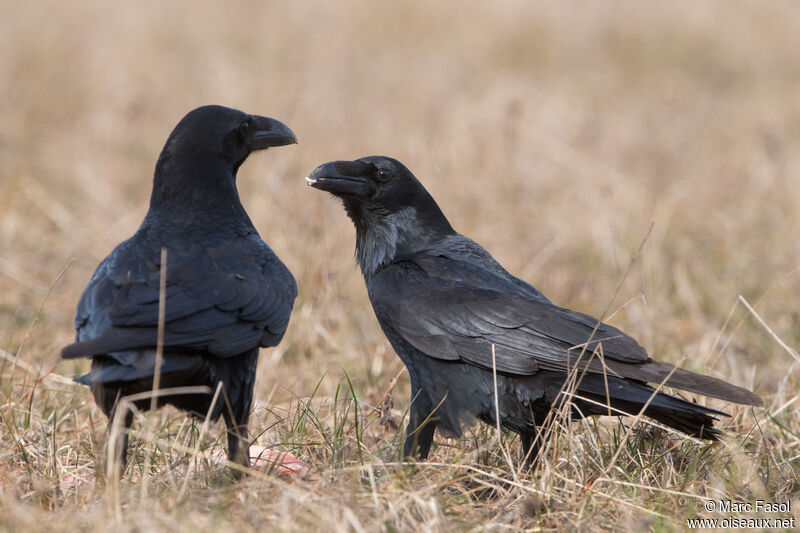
{"left": 63, "top": 232, "right": 295, "bottom": 360}
{"left": 62, "top": 105, "right": 297, "bottom": 473}
{"left": 308, "top": 155, "right": 762, "bottom": 464}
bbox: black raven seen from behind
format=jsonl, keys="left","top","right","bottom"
{"left": 307, "top": 156, "right": 763, "bottom": 464}
{"left": 62, "top": 105, "right": 298, "bottom": 475}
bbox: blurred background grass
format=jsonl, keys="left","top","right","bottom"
{"left": 1, "top": 1, "right": 798, "bottom": 530}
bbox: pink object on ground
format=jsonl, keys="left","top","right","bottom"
{"left": 61, "top": 445, "right": 313, "bottom": 486}
{"left": 198, "top": 446, "right": 314, "bottom": 478}
{"left": 248, "top": 446, "right": 314, "bottom": 478}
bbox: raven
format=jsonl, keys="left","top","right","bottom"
{"left": 307, "top": 156, "right": 762, "bottom": 464}
{"left": 62, "top": 105, "right": 298, "bottom": 474}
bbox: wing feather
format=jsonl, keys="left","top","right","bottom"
{"left": 369, "top": 255, "right": 646, "bottom": 377}
{"left": 63, "top": 233, "right": 296, "bottom": 360}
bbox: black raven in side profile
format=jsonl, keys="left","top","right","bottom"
{"left": 62, "top": 105, "right": 298, "bottom": 474}
{"left": 307, "top": 156, "right": 762, "bottom": 464}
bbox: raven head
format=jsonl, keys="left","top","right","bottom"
{"left": 151, "top": 105, "right": 296, "bottom": 207}
{"left": 163, "top": 105, "right": 296, "bottom": 171}
{"left": 307, "top": 156, "right": 455, "bottom": 274}
{"left": 306, "top": 156, "right": 439, "bottom": 216}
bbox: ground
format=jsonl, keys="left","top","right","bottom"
{"left": 1, "top": 1, "right": 798, "bottom": 531}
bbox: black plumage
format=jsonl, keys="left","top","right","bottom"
{"left": 62, "top": 105, "right": 298, "bottom": 473}
{"left": 307, "top": 156, "right": 762, "bottom": 463}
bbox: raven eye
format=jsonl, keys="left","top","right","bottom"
{"left": 238, "top": 120, "right": 251, "bottom": 137}
{"left": 376, "top": 169, "right": 392, "bottom": 182}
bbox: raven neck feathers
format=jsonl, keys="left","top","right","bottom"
{"left": 354, "top": 207, "right": 416, "bottom": 276}
{"left": 349, "top": 204, "right": 455, "bottom": 277}
{"left": 148, "top": 147, "right": 249, "bottom": 221}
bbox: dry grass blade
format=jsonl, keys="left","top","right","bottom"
{"left": 1, "top": 1, "right": 796, "bottom": 530}
{"left": 0, "top": 348, "right": 75, "bottom": 388}
{"left": 150, "top": 247, "right": 168, "bottom": 412}
{"left": 738, "top": 295, "right": 800, "bottom": 365}
{"left": 491, "top": 343, "right": 520, "bottom": 483}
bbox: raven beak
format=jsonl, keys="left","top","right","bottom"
{"left": 305, "top": 160, "right": 372, "bottom": 197}
{"left": 250, "top": 116, "right": 298, "bottom": 149}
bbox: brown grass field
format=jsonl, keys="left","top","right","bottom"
{"left": 1, "top": 1, "right": 799, "bottom": 531}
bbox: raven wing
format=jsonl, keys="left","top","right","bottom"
{"left": 62, "top": 232, "right": 297, "bottom": 360}
{"left": 368, "top": 254, "right": 763, "bottom": 405}
{"left": 368, "top": 254, "right": 647, "bottom": 376}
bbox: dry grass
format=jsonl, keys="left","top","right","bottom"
{"left": 1, "top": 1, "right": 799, "bottom": 531}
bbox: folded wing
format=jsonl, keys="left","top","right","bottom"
{"left": 369, "top": 254, "right": 761, "bottom": 406}
{"left": 62, "top": 235, "right": 296, "bottom": 360}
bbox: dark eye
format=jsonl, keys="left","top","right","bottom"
{"left": 376, "top": 169, "right": 392, "bottom": 182}
{"left": 238, "top": 120, "right": 251, "bottom": 137}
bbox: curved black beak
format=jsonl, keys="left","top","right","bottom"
{"left": 249, "top": 116, "right": 298, "bottom": 150}
{"left": 305, "top": 160, "right": 374, "bottom": 197}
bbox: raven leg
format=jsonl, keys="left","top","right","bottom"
{"left": 222, "top": 394, "right": 251, "bottom": 473}
{"left": 403, "top": 403, "right": 438, "bottom": 460}
{"left": 519, "top": 431, "right": 540, "bottom": 467}
{"left": 101, "top": 387, "right": 134, "bottom": 479}
{"left": 107, "top": 408, "right": 134, "bottom": 478}
{"left": 220, "top": 350, "right": 258, "bottom": 476}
